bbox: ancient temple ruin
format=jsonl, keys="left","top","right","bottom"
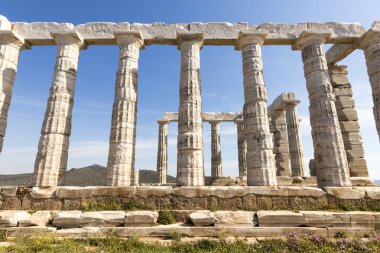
{"left": 0, "top": 16, "right": 378, "bottom": 188}
{"left": 1, "top": 15, "right": 380, "bottom": 239}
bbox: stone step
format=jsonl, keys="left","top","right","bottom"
{"left": 3, "top": 226, "right": 375, "bottom": 238}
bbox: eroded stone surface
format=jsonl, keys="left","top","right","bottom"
{"left": 124, "top": 211, "right": 158, "bottom": 227}
{"left": 80, "top": 211, "right": 126, "bottom": 227}
{"left": 0, "top": 211, "right": 31, "bottom": 227}
{"left": 190, "top": 211, "right": 215, "bottom": 226}
{"left": 18, "top": 211, "right": 52, "bottom": 227}
{"left": 52, "top": 211, "right": 82, "bottom": 228}
{"left": 214, "top": 211, "right": 255, "bottom": 227}
{"left": 257, "top": 210, "right": 304, "bottom": 227}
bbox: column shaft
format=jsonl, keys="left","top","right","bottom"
{"left": 363, "top": 34, "right": 380, "bottom": 140}
{"left": 0, "top": 31, "right": 25, "bottom": 154}
{"left": 210, "top": 122, "right": 222, "bottom": 177}
{"left": 236, "top": 120, "right": 247, "bottom": 178}
{"left": 329, "top": 64, "right": 369, "bottom": 177}
{"left": 236, "top": 32, "right": 277, "bottom": 186}
{"left": 176, "top": 32, "right": 204, "bottom": 186}
{"left": 157, "top": 121, "right": 168, "bottom": 184}
{"left": 294, "top": 32, "right": 351, "bottom": 187}
{"left": 270, "top": 112, "right": 292, "bottom": 177}
{"left": 106, "top": 32, "right": 144, "bottom": 186}
{"left": 285, "top": 104, "right": 307, "bottom": 177}
{"left": 33, "top": 32, "right": 84, "bottom": 186}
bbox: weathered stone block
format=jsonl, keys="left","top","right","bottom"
{"left": 257, "top": 211, "right": 304, "bottom": 227}
{"left": 18, "top": 211, "right": 52, "bottom": 227}
{"left": 124, "top": 211, "right": 158, "bottom": 227}
{"left": 0, "top": 187, "right": 17, "bottom": 197}
{"left": 323, "top": 187, "right": 365, "bottom": 199}
{"left": 190, "top": 22, "right": 248, "bottom": 44}
{"left": 80, "top": 211, "right": 126, "bottom": 227}
{"left": 0, "top": 211, "right": 31, "bottom": 227}
{"left": 190, "top": 211, "right": 215, "bottom": 226}
{"left": 52, "top": 211, "right": 82, "bottom": 228}
{"left": 349, "top": 211, "right": 375, "bottom": 228}
{"left": 214, "top": 211, "right": 255, "bottom": 227}
{"left": 30, "top": 187, "right": 57, "bottom": 199}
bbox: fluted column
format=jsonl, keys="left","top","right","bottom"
{"left": 270, "top": 111, "right": 291, "bottom": 177}
{"left": 33, "top": 31, "right": 85, "bottom": 186}
{"left": 236, "top": 31, "right": 277, "bottom": 186}
{"left": 235, "top": 118, "right": 247, "bottom": 179}
{"left": 210, "top": 121, "right": 222, "bottom": 178}
{"left": 176, "top": 31, "right": 204, "bottom": 186}
{"left": 106, "top": 31, "right": 144, "bottom": 186}
{"left": 0, "top": 30, "right": 28, "bottom": 154}
{"left": 329, "top": 64, "right": 369, "bottom": 177}
{"left": 285, "top": 102, "right": 307, "bottom": 177}
{"left": 293, "top": 31, "right": 351, "bottom": 187}
{"left": 360, "top": 30, "right": 380, "bottom": 140}
{"left": 157, "top": 120, "right": 168, "bottom": 184}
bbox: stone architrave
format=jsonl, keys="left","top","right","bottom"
{"left": 210, "top": 121, "right": 222, "bottom": 178}
{"left": 360, "top": 29, "right": 380, "bottom": 140}
{"left": 33, "top": 31, "right": 85, "bottom": 187}
{"left": 269, "top": 110, "right": 291, "bottom": 177}
{"left": 328, "top": 64, "right": 369, "bottom": 177}
{"left": 235, "top": 118, "right": 247, "bottom": 179}
{"left": 176, "top": 31, "right": 204, "bottom": 186}
{"left": 293, "top": 31, "right": 351, "bottom": 187}
{"left": 0, "top": 30, "right": 28, "bottom": 154}
{"left": 156, "top": 119, "right": 169, "bottom": 184}
{"left": 106, "top": 31, "right": 144, "bottom": 186}
{"left": 285, "top": 102, "right": 307, "bottom": 177}
{"left": 236, "top": 31, "right": 277, "bottom": 186}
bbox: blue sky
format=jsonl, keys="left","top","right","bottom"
{"left": 1, "top": 0, "right": 380, "bottom": 180}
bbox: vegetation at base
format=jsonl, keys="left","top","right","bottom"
{"left": 81, "top": 198, "right": 150, "bottom": 211}
{"left": 1, "top": 233, "right": 380, "bottom": 253}
{"left": 157, "top": 210, "right": 177, "bottom": 225}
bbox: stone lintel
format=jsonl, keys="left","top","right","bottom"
{"left": 326, "top": 44, "right": 354, "bottom": 64}
{"left": 50, "top": 31, "right": 86, "bottom": 49}
{"left": 292, "top": 30, "right": 331, "bottom": 50}
{"left": 162, "top": 112, "right": 241, "bottom": 122}
{"left": 114, "top": 31, "right": 144, "bottom": 49}
{"left": 235, "top": 31, "right": 267, "bottom": 50}
{"left": 268, "top": 92, "right": 300, "bottom": 116}
{"left": 8, "top": 18, "right": 368, "bottom": 46}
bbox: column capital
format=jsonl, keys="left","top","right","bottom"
{"left": 51, "top": 31, "right": 86, "bottom": 49}
{"left": 357, "top": 29, "right": 380, "bottom": 50}
{"left": 0, "top": 30, "right": 31, "bottom": 50}
{"left": 157, "top": 119, "right": 170, "bottom": 125}
{"left": 235, "top": 31, "right": 267, "bottom": 50}
{"left": 208, "top": 120, "right": 221, "bottom": 125}
{"left": 292, "top": 31, "right": 331, "bottom": 50}
{"left": 176, "top": 31, "right": 204, "bottom": 49}
{"left": 285, "top": 99, "right": 300, "bottom": 107}
{"left": 114, "top": 31, "right": 144, "bottom": 49}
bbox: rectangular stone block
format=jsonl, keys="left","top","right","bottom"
{"left": 337, "top": 108, "right": 358, "bottom": 121}
{"left": 214, "top": 211, "right": 255, "bottom": 227}
{"left": 348, "top": 212, "right": 375, "bottom": 228}
{"left": 189, "top": 22, "right": 248, "bottom": 44}
{"left": 339, "top": 121, "right": 360, "bottom": 133}
{"left": 257, "top": 211, "right": 305, "bottom": 227}
{"left": 52, "top": 211, "right": 82, "bottom": 228}
{"left": 80, "top": 211, "right": 126, "bottom": 227}
{"left": 124, "top": 211, "right": 158, "bottom": 227}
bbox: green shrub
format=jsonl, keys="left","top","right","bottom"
{"left": 157, "top": 210, "right": 176, "bottom": 225}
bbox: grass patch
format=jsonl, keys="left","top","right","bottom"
{"left": 81, "top": 198, "right": 149, "bottom": 212}
{"left": 1, "top": 233, "right": 380, "bottom": 253}
{"left": 157, "top": 210, "right": 177, "bottom": 225}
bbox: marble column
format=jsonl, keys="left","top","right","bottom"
{"left": 270, "top": 111, "right": 292, "bottom": 177}
{"left": 293, "top": 31, "right": 351, "bottom": 187}
{"left": 33, "top": 32, "right": 85, "bottom": 186}
{"left": 176, "top": 31, "right": 204, "bottom": 186}
{"left": 0, "top": 30, "right": 28, "bottom": 154}
{"left": 236, "top": 31, "right": 277, "bottom": 186}
{"left": 329, "top": 64, "right": 369, "bottom": 177}
{"left": 210, "top": 121, "right": 222, "bottom": 178}
{"left": 235, "top": 118, "right": 247, "bottom": 179}
{"left": 285, "top": 102, "right": 307, "bottom": 177}
{"left": 106, "top": 31, "right": 144, "bottom": 186}
{"left": 157, "top": 119, "right": 168, "bottom": 184}
{"left": 361, "top": 30, "right": 380, "bottom": 140}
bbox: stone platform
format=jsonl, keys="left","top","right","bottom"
{"left": 1, "top": 186, "right": 380, "bottom": 211}
{"left": 0, "top": 209, "right": 379, "bottom": 238}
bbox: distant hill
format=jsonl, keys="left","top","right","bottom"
{"left": 0, "top": 164, "right": 176, "bottom": 186}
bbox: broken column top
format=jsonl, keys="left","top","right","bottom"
{"left": 268, "top": 92, "right": 300, "bottom": 116}
{"left": 4, "top": 14, "right": 370, "bottom": 46}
